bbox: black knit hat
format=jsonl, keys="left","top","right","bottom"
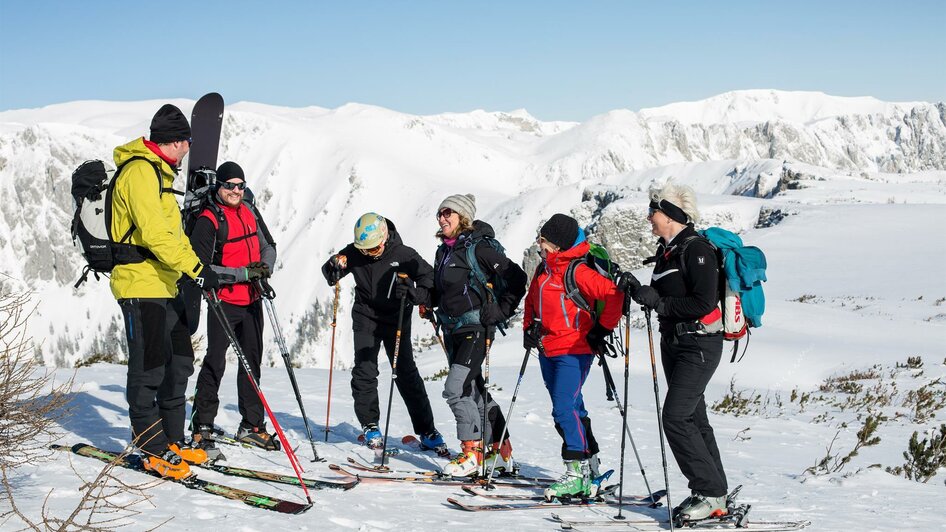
{"left": 216, "top": 161, "right": 245, "bottom": 182}
{"left": 149, "top": 104, "right": 191, "bottom": 144}
{"left": 540, "top": 213, "right": 580, "bottom": 250}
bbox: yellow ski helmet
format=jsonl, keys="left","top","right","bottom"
{"left": 353, "top": 212, "right": 388, "bottom": 249}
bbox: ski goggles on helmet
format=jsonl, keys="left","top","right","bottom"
{"left": 358, "top": 243, "right": 384, "bottom": 257}
{"left": 219, "top": 181, "right": 246, "bottom": 191}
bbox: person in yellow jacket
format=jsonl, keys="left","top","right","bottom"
{"left": 110, "top": 103, "right": 220, "bottom": 480}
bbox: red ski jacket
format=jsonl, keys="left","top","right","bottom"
{"left": 523, "top": 241, "right": 623, "bottom": 357}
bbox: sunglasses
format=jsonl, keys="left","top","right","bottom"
{"left": 436, "top": 208, "right": 456, "bottom": 220}
{"left": 647, "top": 207, "right": 661, "bottom": 217}
{"left": 219, "top": 181, "right": 246, "bottom": 191}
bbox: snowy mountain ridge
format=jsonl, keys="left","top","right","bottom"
{"left": 0, "top": 89, "right": 943, "bottom": 368}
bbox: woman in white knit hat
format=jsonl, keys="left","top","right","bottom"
{"left": 427, "top": 194, "right": 527, "bottom": 477}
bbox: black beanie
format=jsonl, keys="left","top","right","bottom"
{"left": 216, "top": 161, "right": 245, "bottom": 182}
{"left": 540, "top": 213, "right": 580, "bottom": 250}
{"left": 149, "top": 104, "right": 191, "bottom": 144}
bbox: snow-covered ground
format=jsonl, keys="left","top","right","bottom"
{"left": 7, "top": 199, "right": 945, "bottom": 530}
{"left": 2, "top": 90, "right": 944, "bottom": 529}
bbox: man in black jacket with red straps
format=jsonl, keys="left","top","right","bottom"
{"left": 189, "top": 161, "right": 278, "bottom": 452}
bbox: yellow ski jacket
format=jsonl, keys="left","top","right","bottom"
{"left": 108, "top": 137, "right": 205, "bottom": 300}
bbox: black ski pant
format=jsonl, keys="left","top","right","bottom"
{"left": 660, "top": 332, "right": 728, "bottom": 498}
{"left": 442, "top": 327, "right": 508, "bottom": 444}
{"left": 119, "top": 296, "right": 195, "bottom": 456}
{"left": 351, "top": 326, "right": 436, "bottom": 435}
{"left": 193, "top": 299, "right": 265, "bottom": 431}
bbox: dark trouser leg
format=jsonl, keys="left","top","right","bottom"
{"left": 381, "top": 326, "right": 436, "bottom": 435}
{"left": 121, "top": 298, "right": 171, "bottom": 455}
{"left": 236, "top": 301, "right": 265, "bottom": 429}
{"left": 660, "top": 333, "right": 728, "bottom": 497}
{"left": 351, "top": 330, "right": 383, "bottom": 428}
{"left": 193, "top": 298, "right": 232, "bottom": 428}
{"left": 443, "top": 329, "right": 507, "bottom": 443}
{"left": 157, "top": 296, "right": 195, "bottom": 443}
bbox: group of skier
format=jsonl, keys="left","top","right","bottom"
{"left": 102, "top": 102, "right": 730, "bottom": 522}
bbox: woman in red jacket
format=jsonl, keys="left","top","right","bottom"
{"left": 523, "top": 214, "right": 624, "bottom": 502}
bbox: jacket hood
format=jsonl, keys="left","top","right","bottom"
{"left": 113, "top": 137, "right": 172, "bottom": 175}
{"left": 464, "top": 219, "right": 495, "bottom": 241}
{"left": 543, "top": 240, "right": 590, "bottom": 274}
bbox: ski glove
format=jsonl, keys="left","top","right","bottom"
{"left": 585, "top": 322, "right": 613, "bottom": 354}
{"left": 633, "top": 285, "right": 661, "bottom": 311}
{"left": 246, "top": 261, "right": 270, "bottom": 280}
{"left": 418, "top": 304, "right": 434, "bottom": 321}
{"left": 321, "top": 255, "right": 345, "bottom": 286}
{"left": 617, "top": 271, "right": 642, "bottom": 296}
{"left": 523, "top": 325, "right": 542, "bottom": 350}
{"left": 479, "top": 301, "right": 506, "bottom": 327}
{"left": 394, "top": 281, "right": 422, "bottom": 304}
{"left": 195, "top": 266, "right": 220, "bottom": 290}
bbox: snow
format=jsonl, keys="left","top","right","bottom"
{"left": 2, "top": 91, "right": 945, "bottom": 530}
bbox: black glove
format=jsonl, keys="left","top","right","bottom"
{"left": 479, "top": 301, "right": 506, "bottom": 327}
{"left": 321, "top": 255, "right": 345, "bottom": 286}
{"left": 394, "top": 281, "right": 421, "bottom": 304}
{"left": 523, "top": 324, "right": 542, "bottom": 350}
{"left": 194, "top": 266, "right": 220, "bottom": 290}
{"left": 617, "top": 271, "right": 642, "bottom": 296}
{"left": 246, "top": 261, "right": 270, "bottom": 280}
{"left": 633, "top": 285, "right": 661, "bottom": 310}
{"left": 585, "top": 322, "right": 612, "bottom": 354}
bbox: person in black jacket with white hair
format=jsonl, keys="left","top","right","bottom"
{"left": 623, "top": 182, "right": 728, "bottom": 524}
{"left": 321, "top": 212, "right": 446, "bottom": 453}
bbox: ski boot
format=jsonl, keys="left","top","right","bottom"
{"left": 191, "top": 424, "right": 225, "bottom": 462}
{"left": 169, "top": 440, "right": 209, "bottom": 465}
{"left": 236, "top": 424, "right": 281, "bottom": 451}
{"left": 441, "top": 440, "right": 482, "bottom": 477}
{"left": 142, "top": 446, "right": 191, "bottom": 480}
{"left": 588, "top": 453, "right": 601, "bottom": 478}
{"left": 484, "top": 439, "right": 516, "bottom": 476}
{"left": 362, "top": 424, "right": 384, "bottom": 449}
{"left": 420, "top": 430, "right": 449, "bottom": 457}
{"left": 672, "top": 493, "right": 728, "bottom": 527}
{"left": 543, "top": 459, "right": 596, "bottom": 502}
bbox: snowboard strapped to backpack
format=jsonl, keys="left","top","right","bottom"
{"left": 70, "top": 157, "right": 168, "bottom": 288}
{"left": 678, "top": 227, "right": 767, "bottom": 362}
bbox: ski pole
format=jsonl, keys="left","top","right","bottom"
{"left": 379, "top": 273, "right": 409, "bottom": 470}
{"left": 598, "top": 349, "right": 655, "bottom": 503}
{"left": 325, "top": 282, "right": 340, "bottom": 442}
{"left": 422, "top": 306, "right": 448, "bottom": 356}
{"left": 484, "top": 320, "right": 542, "bottom": 488}
{"left": 203, "top": 290, "right": 313, "bottom": 504}
{"left": 481, "top": 283, "right": 495, "bottom": 478}
{"left": 645, "top": 308, "right": 674, "bottom": 530}
{"left": 257, "top": 279, "right": 324, "bottom": 462}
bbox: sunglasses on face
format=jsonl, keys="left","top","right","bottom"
{"left": 647, "top": 207, "right": 661, "bottom": 217}
{"left": 219, "top": 181, "right": 246, "bottom": 191}
{"left": 437, "top": 208, "right": 456, "bottom": 220}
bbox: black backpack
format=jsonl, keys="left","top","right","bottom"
{"left": 70, "top": 158, "right": 166, "bottom": 288}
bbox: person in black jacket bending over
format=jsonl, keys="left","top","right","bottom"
{"left": 321, "top": 213, "right": 446, "bottom": 454}
{"left": 622, "top": 182, "right": 728, "bottom": 524}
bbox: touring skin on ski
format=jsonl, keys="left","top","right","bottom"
{"left": 444, "top": 489, "right": 665, "bottom": 512}
{"left": 52, "top": 443, "right": 311, "bottom": 515}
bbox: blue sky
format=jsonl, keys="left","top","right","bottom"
{"left": 1, "top": 1, "right": 943, "bottom": 121}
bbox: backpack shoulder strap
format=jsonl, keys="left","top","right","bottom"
{"left": 563, "top": 258, "right": 593, "bottom": 315}
{"left": 206, "top": 201, "right": 228, "bottom": 265}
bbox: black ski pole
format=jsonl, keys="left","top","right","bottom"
{"left": 257, "top": 279, "right": 324, "bottom": 462}
{"left": 203, "top": 290, "right": 313, "bottom": 505}
{"left": 484, "top": 320, "right": 542, "bottom": 488}
{"left": 379, "top": 273, "right": 409, "bottom": 470}
{"left": 598, "top": 349, "right": 655, "bottom": 503}
{"left": 645, "top": 308, "right": 674, "bottom": 530}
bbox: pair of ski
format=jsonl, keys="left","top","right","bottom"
{"left": 341, "top": 455, "right": 550, "bottom": 485}
{"left": 53, "top": 443, "right": 355, "bottom": 515}
{"left": 550, "top": 513, "right": 811, "bottom": 531}
{"left": 447, "top": 486, "right": 667, "bottom": 513}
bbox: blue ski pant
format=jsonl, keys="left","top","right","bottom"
{"left": 539, "top": 353, "right": 599, "bottom": 460}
